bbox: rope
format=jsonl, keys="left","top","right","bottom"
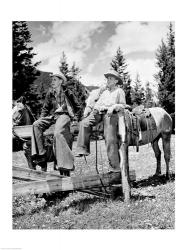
{"left": 99, "top": 140, "right": 105, "bottom": 174}
{"left": 94, "top": 127, "right": 109, "bottom": 197}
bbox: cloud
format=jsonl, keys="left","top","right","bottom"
{"left": 100, "top": 21, "right": 170, "bottom": 59}
{"left": 32, "top": 21, "right": 172, "bottom": 88}
{"left": 38, "top": 24, "right": 47, "bottom": 35}
{"left": 33, "top": 21, "right": 104, "bottom": 72}
{"left": 92, "top": 21, "right": 170, "bottom": 86}
{"left": 81, "top": 58, "right": 159, "bottom": 88}
{"left": 81, "top": 73, "right": 107, "bottom": 87}
{"left": 87, "top": 63, "right": 95, "bottom": 74}
{"left": 126, "top": 51, "right": 155, "bottom": 60}
{"left": 128, "top": 58, "right": 158, "bottom": 87}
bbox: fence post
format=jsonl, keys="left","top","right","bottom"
{"left": 118, "top": 111, "right": 131, "bottom": 202}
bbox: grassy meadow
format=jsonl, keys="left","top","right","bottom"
{"left": 12, "top": 135, "right": 175, "bottom": 229}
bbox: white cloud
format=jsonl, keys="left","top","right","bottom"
{"left": 97, "top": 21, "right": 170, "bottom": 68}
{"left": 38, "top": 24, "right": 47, "bottom": 35}
{"left": 102, "top": 22, "right": 170, "bottom": 57}
{"left": 33, "top": 21, "right": 171, "bottom": 88}
{"left": 87, "top": 63, "right": 95, "bottom": 74}
{"left": 82, "top": 58, "right": 159, "bottom": 89}
{"left": 33, "top": 21, "right": 104, "bottom": 72}
{"left": 128, "top": 58, "right": 156, "bottom": 83}
{"left": 81, "top": 73, "right": 107, "bottom": 87}
{"left": 94, "top": 22, "right": 171, "bottom": 87}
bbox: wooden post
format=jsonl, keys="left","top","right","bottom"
{"left": 118, "top": 111, "right": 131, "bottom": 202}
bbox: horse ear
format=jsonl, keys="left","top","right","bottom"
{"left": 17, "top": 96, "right": 26, "bottom": 105}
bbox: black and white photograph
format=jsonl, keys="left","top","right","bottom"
{"left": 1, "top": 0, "right": 185, "bottom": 249}
{"left": 12, "top": 20, "right": 175, "bottom": 229}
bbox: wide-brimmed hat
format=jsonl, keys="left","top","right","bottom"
{"left": 104, "top": 70, "right": 123, "bottom": 85}
{"left": 51, "top": 73, "right": 67, "bottom": 83}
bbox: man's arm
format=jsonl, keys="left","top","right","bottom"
{"left": 107, "top": 88, "right": 126, "bottom": 116}
{"left": 83, "top": 84, "right": 107, "bottom": 117}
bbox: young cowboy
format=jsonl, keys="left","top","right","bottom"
{"left": 75, "top": 70, "right": 126, "bottom": 172}
{"left": 31, "top": 73, "right": 75, "bottom": 176}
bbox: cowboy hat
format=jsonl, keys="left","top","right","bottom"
{"left": 104, "top": 70, "right": 123, "bottom": 85}
{"left": 51, "top": 73, "right": 67, "bottom": 83}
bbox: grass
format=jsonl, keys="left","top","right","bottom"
{"left": 12, "top": 135, "right": 175, "bottom": 229}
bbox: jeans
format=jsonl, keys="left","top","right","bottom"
{"left": 76, "top": 111, "right": 120, "bottom": 170}
{"left": 31, "top": 114, "right": 74, "bottom": 170}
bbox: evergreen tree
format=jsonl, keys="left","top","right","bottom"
{"left": 144, "top": 81, "right": 154, "bottom": 108}
{"left": 59, "top": 52, "right": 88, "bottom": 119}
{"left": 29, "top": 71, "right": 52, "bottom": 118}
{"left": 111, "top": 47, "right": 129, "bottom": 82}
{"left": 131, "top": 74, "right": 145, "bottom": 107}
{"left": 64, "top": 77, "right": 88, "bottom": 120}
{"left": 125, "top": 76, "right": 133, "bottom": 105}
{"left": 70, "top": 62, "right": 81, "bottom": 79}
{"left": 110, "top": 47, "right": 132, "bottom": 104}
{"left": 13, "top": 21, "right": 40, "bottom": 100}
{"left": 154, "top": 22, "right": 175, "bottom": 115}
{"left": 59, "top": 52, "right": 69, "bottom": 76}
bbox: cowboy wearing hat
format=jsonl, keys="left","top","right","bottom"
{"left": 31, "top": 73, "right": 75, "bottom": 176}
{"left": 75, "top": 70, "right": 126, "bottom": 172}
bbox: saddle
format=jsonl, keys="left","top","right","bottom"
{"left": 90, "top": 107, "right": 157, "bottom": 147}
{"left": 124, "top": 106, "right": 157, "bottom": 151}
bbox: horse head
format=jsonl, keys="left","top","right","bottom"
{"left": 12, "top": 103, "right": 35, "bottom": 126}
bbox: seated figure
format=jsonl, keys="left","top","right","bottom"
{"left": 31, "top": 73, "right": 75, "bottom": 176}
{"left": 75, "top": 70, "right": 126, "bottom": 172}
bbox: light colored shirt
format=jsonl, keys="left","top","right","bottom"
{"left": 86, "top": 84, "right": 107, "bottom": 109}
{"left": 94, "top": 87, "right": 126, "bottom": 110}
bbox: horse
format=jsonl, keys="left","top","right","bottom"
{"left": 12, "top": 102, "right": 35, "bottom": 126}
{"left": 85, "top": 87, "right": 172, "bottom": 180}
{"left": 113, "top": 106, "right": 173, "bottom": 181}
{"left": 12, "top": 98, "right": 36, "bottom": 168}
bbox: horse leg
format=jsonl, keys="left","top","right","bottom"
{"left": 151, "top": 136, "right": 161, "bottom": 176}
{"left": 23, "top": 141, "right": 36, "bottom": 170}
{"left": 161, "top": 131, "right": 171, "bottom": 180}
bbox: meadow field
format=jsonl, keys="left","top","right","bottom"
{"left": 12, "top": 135, "right": 175, "bottom": 229}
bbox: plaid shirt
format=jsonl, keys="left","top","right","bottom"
{"left": 40, "top": 86, "right": 75, "bottom": 118}
{"left": 53, "top": 87, "right": 67, "bottom": 109}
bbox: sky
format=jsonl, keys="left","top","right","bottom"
{"left": 28, "top": 21, "right": 172, "bottom": 88}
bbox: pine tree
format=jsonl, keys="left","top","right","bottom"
{"left": 13, "top": 21, "right": 40, "bottom": 100}
{"left": 131, "top": 74, "right": 145, "bottom": 107}
{"left": 110, "top": 47, "right": 132, "bottom": 104}
{"left": 70, "top": 62, "right": 81, "bottom": 79}
{"left": 125, "top": 76, "right": 133, "bottom": 105}
{"left": 110, "top": 47, "right": 129, "bottom": 83}
{"left": 144, "top": 81, "right": 154, "bottom": 108}
{"left": 59, "top": 52, "right": 88, "bottom": 119}
{"left": 155, "top": 22, "right": 175, "bottom": 115}
{"left": 59, "top": 52, "right": 69, "bottom": 77}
